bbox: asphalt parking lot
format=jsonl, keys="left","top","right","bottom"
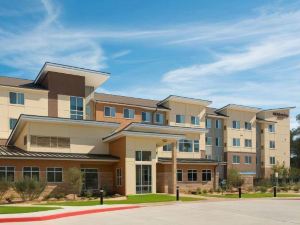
{"left": 3, "top": 198, "right": 300, "bottom": 225}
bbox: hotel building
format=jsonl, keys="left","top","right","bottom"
{"left": 0, "top": 63, "right": 293, "bottom": 195}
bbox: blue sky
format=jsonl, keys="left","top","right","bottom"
{"left": 0, "top": 0, "right": 299, "bottom": 127}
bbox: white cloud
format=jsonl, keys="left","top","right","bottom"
{"left": 111, "top": 50, "right": 132, "bottom": 59}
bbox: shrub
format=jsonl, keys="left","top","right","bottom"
{"left": 259, "top": 186, "right": 267, "bottom": 193}
{"left": 13, "top": 178, "right": 46, "bottom": 201}
{"left": 215, "top": 187, "right": 221, "bottom": 193}
{"left": 196, "top": 188, "right": 202, "bottom": 195}
{"left": 280, "top": 185, "right": 289, "bottom": 192}
{"left": 227, "top": 169, "right": 244, "bottom": 188}
{"left": 247, "top": 186, "right": 254, "bottom": 193}
{"left": 0, "top": 180, "right": 10, "bottom": 201}
{"left": 65, "top": 167, "right": 83, "bottom": 200}
{"left": 202, "top": 189, "right": 207, "bottom": 194}
{"left": 209, "top": 188, "right": 214, "bottom": 194}
{"left": 293, "top": 185, "right": 300, "bottom": 192}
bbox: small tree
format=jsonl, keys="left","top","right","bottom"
{"left": 272, "top": 163, "right": 289, "bottom": 183}
{"left": 0, "top": 180, "right": 10, "bottom": 201}
{"left": 65, "top": 167, "right": 83, "bottom": 199}
{"left": 227, "top": 168, "right": 244, "bottom": 189}
{"left": 13, "top": 178, "right": 46, "bottom": 201}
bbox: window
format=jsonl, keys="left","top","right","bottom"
{"left": 233, "top": 138, "right": 240, "bottom": 147}
{"left": 70, "top": 96, "right": 83, "bottom": 120}
{"left": 116, "top": 168, "right": 122, "bottom": 186}
{"left": 177, "top": 170, "right": 183, "bottom": 182}
{"left": 245, "top": 139, "right": 252, "bottom": 147}
{"left": 9, "top": 92, "right": 24, "bottom": 105}
{"left": 270, "top": 156, "right": 276, "bottom": 165}
{"left": 24, "top": 135, "right": 27, "bottom": 145}
{"left": 194, "top": 140, "right": 199, "bottom": 152}
{"left": 142, "top": 112, "right": 151, "bottom": 123}
{"left": 9, "top": 118, "right": 17, "bottom": 130}
{"left": 191, "top": 116, "right": 200, "bottom": 125}
{"left": 205, "top": 119, "right": 211, "bottom": 128}
{"left": 31, "top": 136, "right": 70, "bottom": 148}
{"left": 269, "top": 140, "right": 276, "bottom": 149}
{"left": 124, "top": 108, "right": 135, "bottom": 119}
{"left": 215, "top": 137, "right": 221, "bottom": 147}
{"left": 232, "top": 120, "right": 240, "bottom": 129}
{"left": 206, "top": 137, "right": 212, "bottom": 146}
{"left": 155, "top": 113, "right": 164, "bottom": 124}
{"left": 176, "top": 115, "right": 185, "bottom": 123}
{"left": 47, "top": 168, "right": 63, "bottom": 183}
{"left": 104, "top": 106, "right": 116, "bottom": 117}
{"left": 245, "top": 122, "right": 252, "bottom": 130}
{"left": 135, "top": 151, "right": 151, "bottom": 161}
{"left": 0, "top": 167, "right": 15, "bottom": 182}
{"left": 23, "top": 167, "right": 39, "bottom": 181}
{"left": 178, "top": 139, "right": 193, "bottom": 152}
{"left": 188, "top": 170, "right": 197, "bottom": 182}
{"left": 202, "top": 170, "right": 211, "bottom": 182}
{"left": 268, "top": 124, "right": 275, "bottom": 133}
{"left": 233, "top": 155, "right": 240, "bottom": 164}
{"left": 245, "top": 156, "right": 252, "bottom": 164}
{"left": 163, "top": 144, "right": 172, "bottom": 151}
{"left": 215, "top": 119, "right": 221, "bottom": 129}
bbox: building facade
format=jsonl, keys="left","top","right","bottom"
{"left": 0, "top": 62, "right": 293, "bottom": 196}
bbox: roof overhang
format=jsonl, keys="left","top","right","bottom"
{"left": 6, "top": 115, "right": 120, "bottom": 146}
{"left": 158, "top": 95, "right": 212, "bottom": 107}
{"left": 206, "top": 113, "right": 228, "bottom": 119}
{"left": 216, "top": 104, "right": 261, "bottom": 113}
{"left": 256, "top": 118, "right": 277, "bottom": 124}
{"left": 261, "top": 107, "right": 296, "bottom": 112}
{"left": 34, "top": 62, "right": 110, "bottom": 88}
{"left": 157, "top": 157, "right": 222, "bottom": 165}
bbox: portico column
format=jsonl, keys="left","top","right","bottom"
{"left": 213, "top": 166, "right": 219, "bottom": 190}
{"left": 170, "top": 141, "right": 177, "bottom": 194}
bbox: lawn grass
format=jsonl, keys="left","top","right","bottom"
{"left": 203, "top": 193, "right": 300, "bottom": 198}
{"left": 40, "top": 194, "right": 202, "bottom": 206}
{"left": 0, "top": 206, "right": 61, "bottom": 214}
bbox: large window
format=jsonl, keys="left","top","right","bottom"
{"left": 116, "top": 168, "right": 122, "bottom": 186}
{"left": 188, "top": 170, "right": 197, "bottom": 182}
{"left": 163, "top": 144, "right": 172, "bottom": 151}
{"left": 47, "top": 168, "right": 63, "bottom": 183}
{"left": 205, "top": 119, "right": 211, "bottom": 128}
{"left": 23, "top": 167, "right": 39, "bottom": 181}
{"left": 104, "top": 106, "right": 116, "bottom": 117}
{"left": 191, "top": 116, "right": 200, "bottom": 126}
{"left": 0, "top": 166, "right": 15, "bottom": 182}
{"left": 245, "top": 139, "right": 252, "bottom": 148}
{"left": 233, "top": 138, "right": 240, "bottom": 147}
{"left": 178, "top": 139, "right": 193, "bottom": 152}
{"left": 268, "top": 124, "right": 275, "bottom": 133}
{"left": 135, "top": 151, "right": 151, "bottom": 161}
{"left": 177, "top": 169, "right": 183, "bottom": 182}
{"left": 9, "top": 118, "right": 17, "bottom": 130}
{"left": 270, "top": 157, "right": 276, "bottom": 165}
{"left": 9, "top": 92, "right": 24, "bottom": 105}
{"left": 142, "top": 112, "right": 151, "bottom": 123}
{"left": 155, "top": 113, "right": 164, "bottom": 124}
{"left": 206, "top": 136, "right": 212, "bottom": 146}
{"left": 245, "top": 122, "right": 252, "bottom": 130}
{"left": 215, "top": 119, "right": 221, "bottom": 129}
{"left": 31, "top": 136, "right": 70, "bottom": 148}
{"left": 124, "top": 108, "right": 135, "bottom": 119}
{"left": 233, "top": 155, "right": 240, "bottom": 164}
{"left": 269, "top": 140, "right": 276, "bottom": 149}
{"left": 245, "top": 156, "right": 252, "bottom": 164}
{"left": 81, "top": 168, "right": 99, "bottom": 190}
{"left": 202, "top": 170, "right": 211, "bottom": 182}
{"left": 176, "top": 115, "right": 185, "bottom": 124}
{"left": 70, "top": 96, "right": 83, "bottom": 120}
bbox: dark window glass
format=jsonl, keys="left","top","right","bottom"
{"left": 202, "top": 170, "right": 211, "bottom": 181}
{"left": 177, "top": 170, "right": 183, "bottom": 182}
{"left": 188, "top": 170, "right": 197, "bottom": 181}
{"left": 9, "top": 118, "right": 17, "bottom": 130}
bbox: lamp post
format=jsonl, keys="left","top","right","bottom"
{"left": 275, "top": 172, "right": 279, "bottom": 187}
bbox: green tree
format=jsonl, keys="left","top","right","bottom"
{"left": 13, "top": 178, "right": 46, "bottom": 201}
{"left": 227, "top": 168, "right": 244, "bottom": 189}
{"left": 65, "top": 167, "right": 83, "bottom": 199}
{"left": 291, "top": 114, "right": 300, "bottom": 168}
{"left": 0, "top": 180, "right": 10, "bottom": 201}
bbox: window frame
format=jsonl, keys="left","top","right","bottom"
{"left": 141, "top": 111, "right": 151, "bottom": 123}
{"left": 123, "top": 108, "right": 135, "bottom": 119}
{"left": 9, "top": 92, "right": 24, "bottom": 105}
{"left": 46, "top": 167, "right": 63, "bottom": 183}
{"left": 154, "top": 113, "right": 164, "bottom": 124}
{"left": 215, "top": 137, "right": 221, "bottom": 147}
{"left": 187, "top": 169, "right": 197, "bottom": 182}
{"left": 176, "top": 114, "right": 185, "bottom": 124}
{"left": 23, "top": 166, "right": 40, "bottom": 181}
{"left": 269, "top": 140, "right": 276, "bottom": 149}
{"left": 178, "top": 139, "right": 193, "bottom": 152}
{"left": 177, "top": 169, "right": 183, "bottom": 182}
{"left": 163, "top": 144, "right": 172, "bottom": 151}
{"left": 244, "top": 156, "right": 252, "bottom": 164}
{"left": 0, "top": 166, "right": 15, "bottom": 182}
{"left": 104, "top": 106, "right": 116, "bottom": 117}
{"left": 233, "top": 138, "right": 241, "bottom": 147}
{"left": 70, "top": 96, "right": 84, "bottom": 120}
{"left": 205, "top": 118, "right": 212, "bottom": 128}
{"left": 116, "top": 168, "right": 122, "bottom": 186}
{"left": 244, "top": 122, "right": 252, "bottom": 130}
{"left": 269, "top": 156, "right": 276, "bottom": 165}
{"left": 191, "top": 116, "right": 200, "bottom": 126}
{"left": 194, "top": 140, "right": 200, "bottom": 152}
{"left": 245, "top": 139, "right": 252, "bottom": 148}
{"left": 233, "top": 155, "right": 240, "bottom": 164}
{"left": 215, "top": 119, "right": 221, "bottom": 129}
{"left": 268, "top": 124, "right": 275, "bottom": 133}
{"left": 202, "top": 169, "right": 212, "bottom": 182}
{"left": 232, "top": 120, "right": 240, "bottom": 129}
{"left": 205, "top": 136, "right": 212, "bottom": 146}
{"left": 9, "top": 118, "right": 17, "bottom": 130}
{"left": 135, "top": 151, "right": 152, "bottom": 161}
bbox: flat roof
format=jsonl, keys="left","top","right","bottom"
{"left": 158, "top": 95, "right": 212, "bottom": 106}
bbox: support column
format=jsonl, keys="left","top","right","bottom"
{"left": 169, "top": 142, "right": 177, "bottom": 194}
{"left": 213, "top": 166, "right": 219, "bottom": 190}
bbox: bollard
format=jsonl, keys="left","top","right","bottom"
{"left": 100, "top": 188, "right": 104, "bottom": 205}
{"left": 238, "top": 187, "right": 242, "bottom": 198}
{"left": 273, "top": 186, "right": 277, "bottom": 197}
{"left": 176, "top": 186, "right": 179, "bottom": 201}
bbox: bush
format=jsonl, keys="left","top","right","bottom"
{"left": 293, "top": 185, "right": 300, "bottom": 192}
{"left": 65, "top": 167, "right": 83, "bottom": 200}
{"left": 209, "top": 188, "right": 214, "bottom": 194}
{"left": 227, "top": 169, "right": 244, "bottom": 188}
{"left": 0, "top": 180, "right": 10, "bottom": 201}
{"left": 215, "top": 187, "right": 221, "bottom": 193}
{"left": 13, "top": 178, "right": 46, "bottom": 201}
{"left": 280, "top": 185, "right": 289, "bottom": 192}
{"left": 202, "top": 189, "right": 207, "bottom": 194}
{"left": 45, "top": 192, "right": 66, "bottom": 200}
{"left": 259, "top": 186, "right": 267, "bottom": 193}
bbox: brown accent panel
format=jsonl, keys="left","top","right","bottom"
{"left": 225, "top": 151, "right": 256, "bottom": 175}
{"left": 48, "top": 92, "right": 58, "bottom": 117}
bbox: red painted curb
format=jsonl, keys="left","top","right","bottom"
{"left": 0, "top": 206, "right": 141, "bottom": 223}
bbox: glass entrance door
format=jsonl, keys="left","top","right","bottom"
{"left": 136, "top": 165, "right": 152, "bottom": 194}
{"left": 81, "top": 168, "right": 99, "bottom": 190}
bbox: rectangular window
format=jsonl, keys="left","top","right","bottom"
{"left": 9, "top": 118, "right": 17, "bottom": 130}
{"left": 124, "top": 108, "right": 135, "bottom": 119}
{"left": 233, "top": 155, "right": 240, "bottom": 164}
{"left": 155, "top": 113, "right": 164, "bottom": 124}
{"left": 233, "top": 138, "right": 240, "bottom": 147}
{"left": 215, "top": 119, "right": 221, "bottom": 129}
{"left": 270, "top": 156, "right": 276, "bottom": 165}
{"left": 23, "top": 167, "right": 39, "bottom": 181}
{"left": 269, "top": 140, "right": 275, "bottom": 149}
{"left": 245, "top": 122, "right": 252, "bottom": 130}
{"left": 191, "top": 116, "right": 200, "bottom": 125}
{"left": 135, "top": 151, "right": 151, "bottom": 161}
{"left": 187, "top": 170, "right": 197, "bottom": 182}
{"left": 30, "top": 135, "right": 70, "bottom": 148}
{"left": 178, "top": 139, "right": 193, "bottom": 152}
{"left": 205, "top": 119, "right": 211, "bottom": 128}
{"left": 245, "top": 139, "right": 252, "bottom": 147}
{"left": 142, "top": 111, "right": 151, "bottom": 123}
{"left": 202, "top": 170, "right": 211, "bottom": 182}
{"left": 177, "top": 169, "right": 183, "bottom": 182}
{"left": 163, "top": 144, "right": 172, "bottom": 151}
{"left": 9, "top": 92, "right": 24, "bottom": 105}
{"left": 47, "top": 168, "right": 63, "bottom": 183}
{"left": 215, "top": 137, "right": 221, "bottom": 147}
{"left": 194, "top": 140, "right": 199, "bottom": 152}
{"left": 70, "top": 96, "right": 83, "bottom": 120}
{"left": 268, "top": 124, "right": 275, "bottom": 133}
{"left": 176, "top": 115, "right": 185, "bottom": 123}
{"left": 116, "top": 168, "right": 122, "bottom": 186}
{"left": 245, "top": 156, "right": 252, "bottom": 164}
{"left": 232, "top": 120, "right": 240, "bottom": 129}
{"left": 0, "top": 166, "right": 15, "bottom": 182}
{"left": 206, "top": 137, "right": 212, "bottom": 146}
{"left": 104, "top": 106, "right": 116, "bottom": 117}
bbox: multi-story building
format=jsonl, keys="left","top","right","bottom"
{"left": 0, "top": 62, "right": 293, "bottom": 196}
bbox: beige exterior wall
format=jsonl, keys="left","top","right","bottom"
{"left": 0, "top": 86, "right": 48, "bottom": 139}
